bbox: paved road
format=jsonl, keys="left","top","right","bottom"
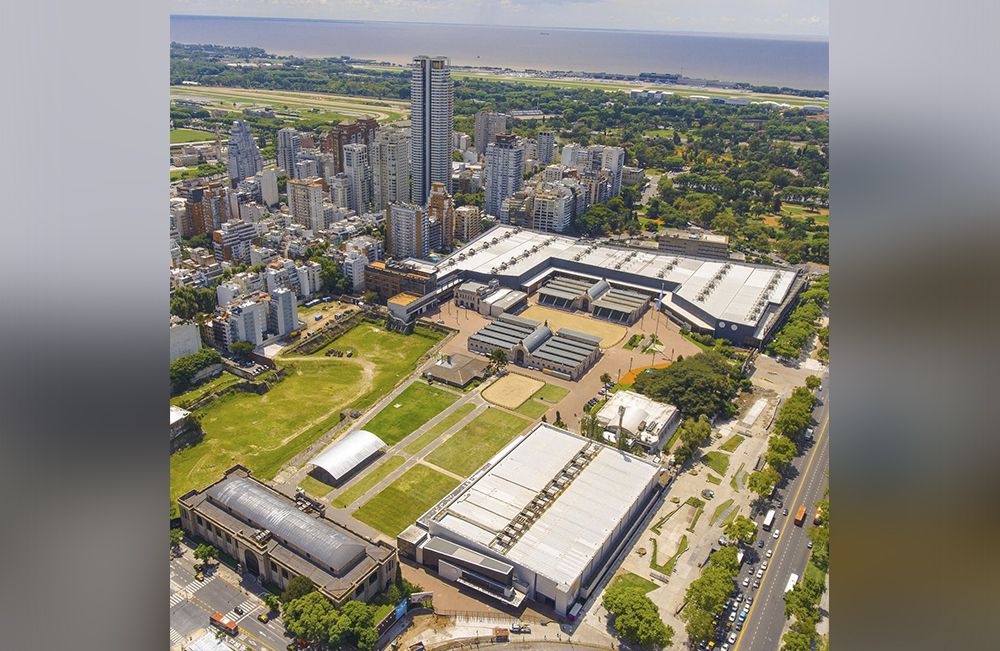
{"left": 735, "top": 382, "right": 830, "bottom": 650}
{"left": 170, "top": 553, "right": 293, "bottom": 650}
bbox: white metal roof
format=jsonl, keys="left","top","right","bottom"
{"left": 309, "top": 430, "right": 386, "bottom": 483}
{"left": 595, "top": 390, "right": 678, "bottom": 442}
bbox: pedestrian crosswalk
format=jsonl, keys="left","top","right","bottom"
{"left": 169, "top": 591, "right": 186, "bottom": 608}
{"left": 169, "top": 628, "right": 183, "bottom": 646}
{"left": 226, "top": 597, "right": 261, "bottom": 621}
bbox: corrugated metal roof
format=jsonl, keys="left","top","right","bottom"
{"left": 310, "top": 430, "right": 386, "bottom": 482}
{"left": 206, "top": 476, "right": 367, "bottom": 574}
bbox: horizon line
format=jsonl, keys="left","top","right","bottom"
{"left": 170, "top": 13, "right": 829, "bottom": 43}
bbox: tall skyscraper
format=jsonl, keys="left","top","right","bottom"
{"left": 454, "top": 205, "right": 483, "bottom": 244}
{"left": 330, "top": 173, "right": 352, "bottom": 210}
{"left": 287, "top": 178, "right": 326, "bottom": 232}
{"left": 410, "top": 55, "right": 453, "bottom": 205}
{"left": 258, "top": 169, "right": 279, "bottom": 207}
{"left": 372, "top": 125, "right": 411, "bottom": 210}
{"left": 277, "top": 128, "right": 301, "bottom": 179}
{"left": 485, "top": 134, "right": 525, "bottom": 218}
{"left": 227, "top": 120, "right": 263, "bottom": 183}
{"left": 385, "top": 202, "right": 429, "bottom": 259}
{"left": 426, "top": 182, "right": 456, "bottom": 249}
{"left": 474, "top": 110, "right": 510, "bottom": 155}
{"left": 342, "top": 143, "right": 372, "bottom": 215}
{"left": 537, "top": 130, "right": 556, "bottom": 165}
{"left": 601, "top": 146, "right": 626, "bottom": 197}
{"left": 321, "top": 118, "right": 379, "bottom": 174}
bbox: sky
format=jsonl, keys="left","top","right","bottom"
{"left": 170, "top": 0, "right": 829, "bottom": 39}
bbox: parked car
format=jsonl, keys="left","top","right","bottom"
{"left": 753, "top": 580, "right": 761, "bottom": 589}
{"left": 761, "top": 561, "right": 768, "bottom": 570}
{"left": 728, "top": 633, "right": 737, "bottom": 644}
{"left": 807, "top": 541, "right": 814, "bottom": 549}
{"left": 773, "top": 529, "right": 781, "bottom": 539}
{"left": 757, "top": 539, "right": 765, "bottom": 548}
{"left": 728, "top": 612, "right": 736, "bottom": 622}
{"left": 766, "top": 549, "right": 773, "bottom": 558}
{"left": 510, "top": 623, "right": 531, "bottom": 634}
{"left": 742, "top": 577, "right": 750, "bottom": 587}
{"left": 755, "top": 569, "right": 764, "bottom": 579}
{"left": 746, "top": 596, "right": 753, "bottom": 605}
{"left": 782, "top": 508, "right": 789, "bottom": 516}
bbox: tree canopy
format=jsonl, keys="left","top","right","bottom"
{"left": 603, "top": 584, "right": 674, "bottom": 648}
{"left": 633, "top": 350, "right": 740, "bottom": 419}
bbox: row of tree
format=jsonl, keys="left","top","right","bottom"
{"left": 169, "top": 347, "right": 221, "bottom": 393}
{"left": 679, "top": 545, "right": 742, "bottom": 644}
{"left": 781, "top": 498, "right": 829, "bottom": 651}
{"left": 766, "top": 275, "right": 829, "bottom": 360}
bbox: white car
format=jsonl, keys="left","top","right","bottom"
{"left": 755, "top": 569, "right": 764, "bottom": 579}
{"left": 773, "top": 529, "right": 781, "bottom": 539}
{"left": 742, "top": 577, "right": 750, "bottom": 587}
{"left": 728, "top": 611, "right": 737, "bottom": 622}
{"left": 761, "top": 561, "right": 769, "bottom": 570}
{"left": 766, "top": 549, "right": 773, "bottom": 558}
{"left": 728, "top": 632, "right": 737, "bottom": 644}
{"left": 721, "top": 645, "right": 730, "bottom": 651}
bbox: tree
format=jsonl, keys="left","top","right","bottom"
{"left": 230, "top": 340, "right": 255, "bottom": 359}
{"left": 361, "top": 290, "right": 379, "bottom": 305}
{"left": 169, "top": 347, "right": 221, "bottom": 393}
{"left": 283, "top": 591, "right": 338, "bottom": 644}
{"left": 489, "top": 348, "right": 509, "bottom": 373}
{"left": 633, "top": 351, "right": 739, "bottom": 419}
{"left": 672, "top": 415, "right": 713, "bottom": 465}
{"left": 170, "top": 284, "right": 218, "bottom": 319}
{"left": 747, "top": 466, "right": 781, "bottom": 501}
{"left": 193, "top": 543, "right": 218, "bottom": 567}
{"left": 281, "top": 575, "right": 317, "bottom": 604}
{"left": 169, "top": 528, "right": 183, "bottom": 551}
{"left": 805, "top": 375, "right": 821, "bottom": 390}
{"left": 766, "top": 435, "right": 798, "bottom": 470}
{"left": 600, "top": 372, "right": 613, "bottom": 385}
{"left": 603, "top": 584, "right": 674, "bottom": 648}
{"left": 723, "top": 515, "right": 757, "bottom": 546}
{"left": 262, "top": 593, "right": 281, "bottom": 613}
{"left": 555, "top": 411, "right": 567, "bottom": 429}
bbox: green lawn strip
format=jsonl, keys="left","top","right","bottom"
{"left": 298, "top": 474, "right": 336, "bottom": 498}
{"left": 171, "top": 372, "right": 240, "bottom": 407}
{"left": 720, "top": 506, "right": 740, "bottom": 529}
{"left": 686, "top": 506, "right": 704, "bottom": 533}
{"left": 624, "top": 334, "right": 644, "bottom": 350}
{"left": 701, "top": 451, "right": 731, "bottom": 476}
{"left": 170, "top": 128, "right": 214, "bottom": 143}
{"left": 730, "top": 462, "right": 746, "bottom": 491}
{"left": 363, "top": 382, "right": 459, "bottom": 446}
{"left": 804, "top": 559, "right": 827, "bottom": 585}
{"left": 720, "top": 434, "right": 746, "bottom": 453}
{"left": 331, "top": 456, "right": 406, "bottom": 509}
{"left": 611, "top": 571, "right": 658, "bottom": 595}
{"left": 425, "top": 408, "right": 531, "bottom": 476}
{"left": 663, "top": 425, "right": 683, "bottom": 452}
{"left": 650, "top": 535, "right": 690, "bottom": 575}
{"left": 534, "top": 383, "right": 571, "bottom": 403}
{"left": 403, "top": 403, "right": 477, "bottom": 455}
{"left": 353, "top": 465, "right": 459, "bottom": 537}
{"left": 685, "top": 496, "right": 705, "bottom": 508}
{"left": 709, "top": 498, "right": 736, "bottom": 526}
{"left": 706, "top": 474, "right": 722, "bottom": 486}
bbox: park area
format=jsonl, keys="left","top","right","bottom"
{"left": 425, "top": 407, "right": 531, "bottom": 476}
{"left": 519, "top": 304, "right": 628, "bottom": 348}
{"left": 353, "top": 464, "right": 459, "bottom": 537}
{"left": 170, "top": 86, "right": 409, "bottom": 123}
{"left": 170, "top": 127, "right": 213, "bottom": 144}
{"left": 362, "top": 381, "right": 459, "bottom": 446}
{"left": 169, "top": 322, "right": 443, "bottom": 512}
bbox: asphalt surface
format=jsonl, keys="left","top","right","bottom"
{"left": 170, "top": 555, "right": 293, "bottom": 650}
{"left": 734, "top": 381, "right": 830, "bottom": 650}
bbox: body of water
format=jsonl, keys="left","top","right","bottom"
{"left": 171, "top": 16, "right": 828, "bottom": 91}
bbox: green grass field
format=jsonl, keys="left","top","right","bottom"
{"left": 611, "top": 571, "right": 658, "bottom": 594}
{"left": 650, "top": 535, "right": 689, "bottom": 575}
{"left": 170, "top": 128, "right": 214, "bottom": 144}
{"left": 331, "top": 455, "right": 406, "bottom": 509}
{"left": 403, "top": 403, "right": 477, "bottom": 455}
{"left": 171, "top": 323, "right": 443, "bottom": 512}
{"left": 425, "top": 408, "right": 531, "bottom": 476}
{"left": 730, "top": 462, "right": 745, "bottom": 491}
{"left": 353, "top": 464, "right": 459, "bottom": 536}
{"left": 171, "top": 372, "right": 240, "bottom": 407}
{"left": 701, "top": 451, "right": 731, "bottom": 476}
{"left": 299, "top": 474, "right": 336, "bottom": 498}
{"left": 514, "top": 383, "right": 570, "bottom": 418}
{"left": 710, "top": 498, "right": 736, "bottom": 526}
{"left": 706, "top": 474, "right": 722, "bottom": 485}
{"left": 720, "top": 434, "right": 746, "bottom": 453}
{"left": 364, "top": 382, "right": 459, "bottom": 446}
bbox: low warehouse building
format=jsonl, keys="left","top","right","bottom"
{"left": 398, "top": 423, "right": 665, "bottom": 616}
{"left": 594, "top": 390, "right": 680, "bottom": 452}
{"left": 468, "top": 313, "right": 601, "bottom": 380}
{"left": 307, "top": 429, "right": 387, "bottom": 486}
{"left": 178, "top": 466, "right": 397, "bottom": 607}
{"left": 454, "top": 280, "right": 527, "bottom": 317}
{"left": 423, "top": 353, "right": 489, "bottom": 388}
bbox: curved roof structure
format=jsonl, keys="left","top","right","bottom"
{"left": 309, "top": 430, "right": 386, "bottom": 484}
{"left": 595, "top": 390, "right": 679, "bottom": 442}
{"left": 521, "top": 324, "right": 553, "bottom": 353}
{"left": 206, "top": 476, "right": 366, "bottom": 574}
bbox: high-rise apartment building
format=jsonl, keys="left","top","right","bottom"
{"left": 454, "top": 205, "right": 483, "bottom": 244}
{"left": 212, "top": 220, "right": 260, "bottom": 264}
{"left": 287, "top": 178, "right": 326, "bottom": 232}
{"left": 537, "top": 130, "right": 556, "bottom": 165}
{"left": 227, "top": 120, "right": 263, "bottom": 183}
{"left": 321, "top": 118, "right": 379, "bottom": 174}
{"left": 277, "top": 128, "right": 301, "bottom": 178}
{"left": 385, "top": 202, "right": 429, "bottom": 260}
{"left": 426, "top": 182, "right": 455, "bottom": 249}
{"left": 342, "top": 143, "right": 372, "bottom": 215}
{"left": 474, "top": 110, "right": 510, "bottom": 155}
{"left": 410, "top": 55, "right": 453, "bottom": 204}
{"left": 330, "top": 173, "right": 352, "bottom": 210}
{"left": 531, "top": 184, "right": 574, "bottom": 233}
{"left": 372, "top": 125, "right": 410, "bottom": 210}
{"left": 179, "top": 181, "right": 228, "bottom": 237}
{"left": 258, "top": 169, "right": 279, "bottom": 207}
{"left": 485, "top": 134, "right": 525, "bottom": 218}
{"left": 601, "top": 146, "right": 626, "bottom": 197}
{"left": 342, "top": 250, "right": 369, "bottom": 292}
{"left": 267, "top": 287, "right": 297, "bottom": 337}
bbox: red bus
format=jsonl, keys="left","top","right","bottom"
{"left": 794, "top": 504, "right": 807, "bottom": 526}
{"left": 210, "top": 612, "right": 239, "bottom": 635}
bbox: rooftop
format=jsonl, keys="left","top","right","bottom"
{"left": 309, "top": 430, "right": 386, "bottom": 484}
{"left": 595, "top": 390, "right": 679, "bottom": 445}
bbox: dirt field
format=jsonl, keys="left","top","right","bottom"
{"left": 481, "top": 373, "right": 544, "bottom": 410}
{"left": 519, "top": 305, "right": 628, "bottom": 348}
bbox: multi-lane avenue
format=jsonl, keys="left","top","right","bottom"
{"left": 735, "top": 381, "right": 830, "bottom": 650}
